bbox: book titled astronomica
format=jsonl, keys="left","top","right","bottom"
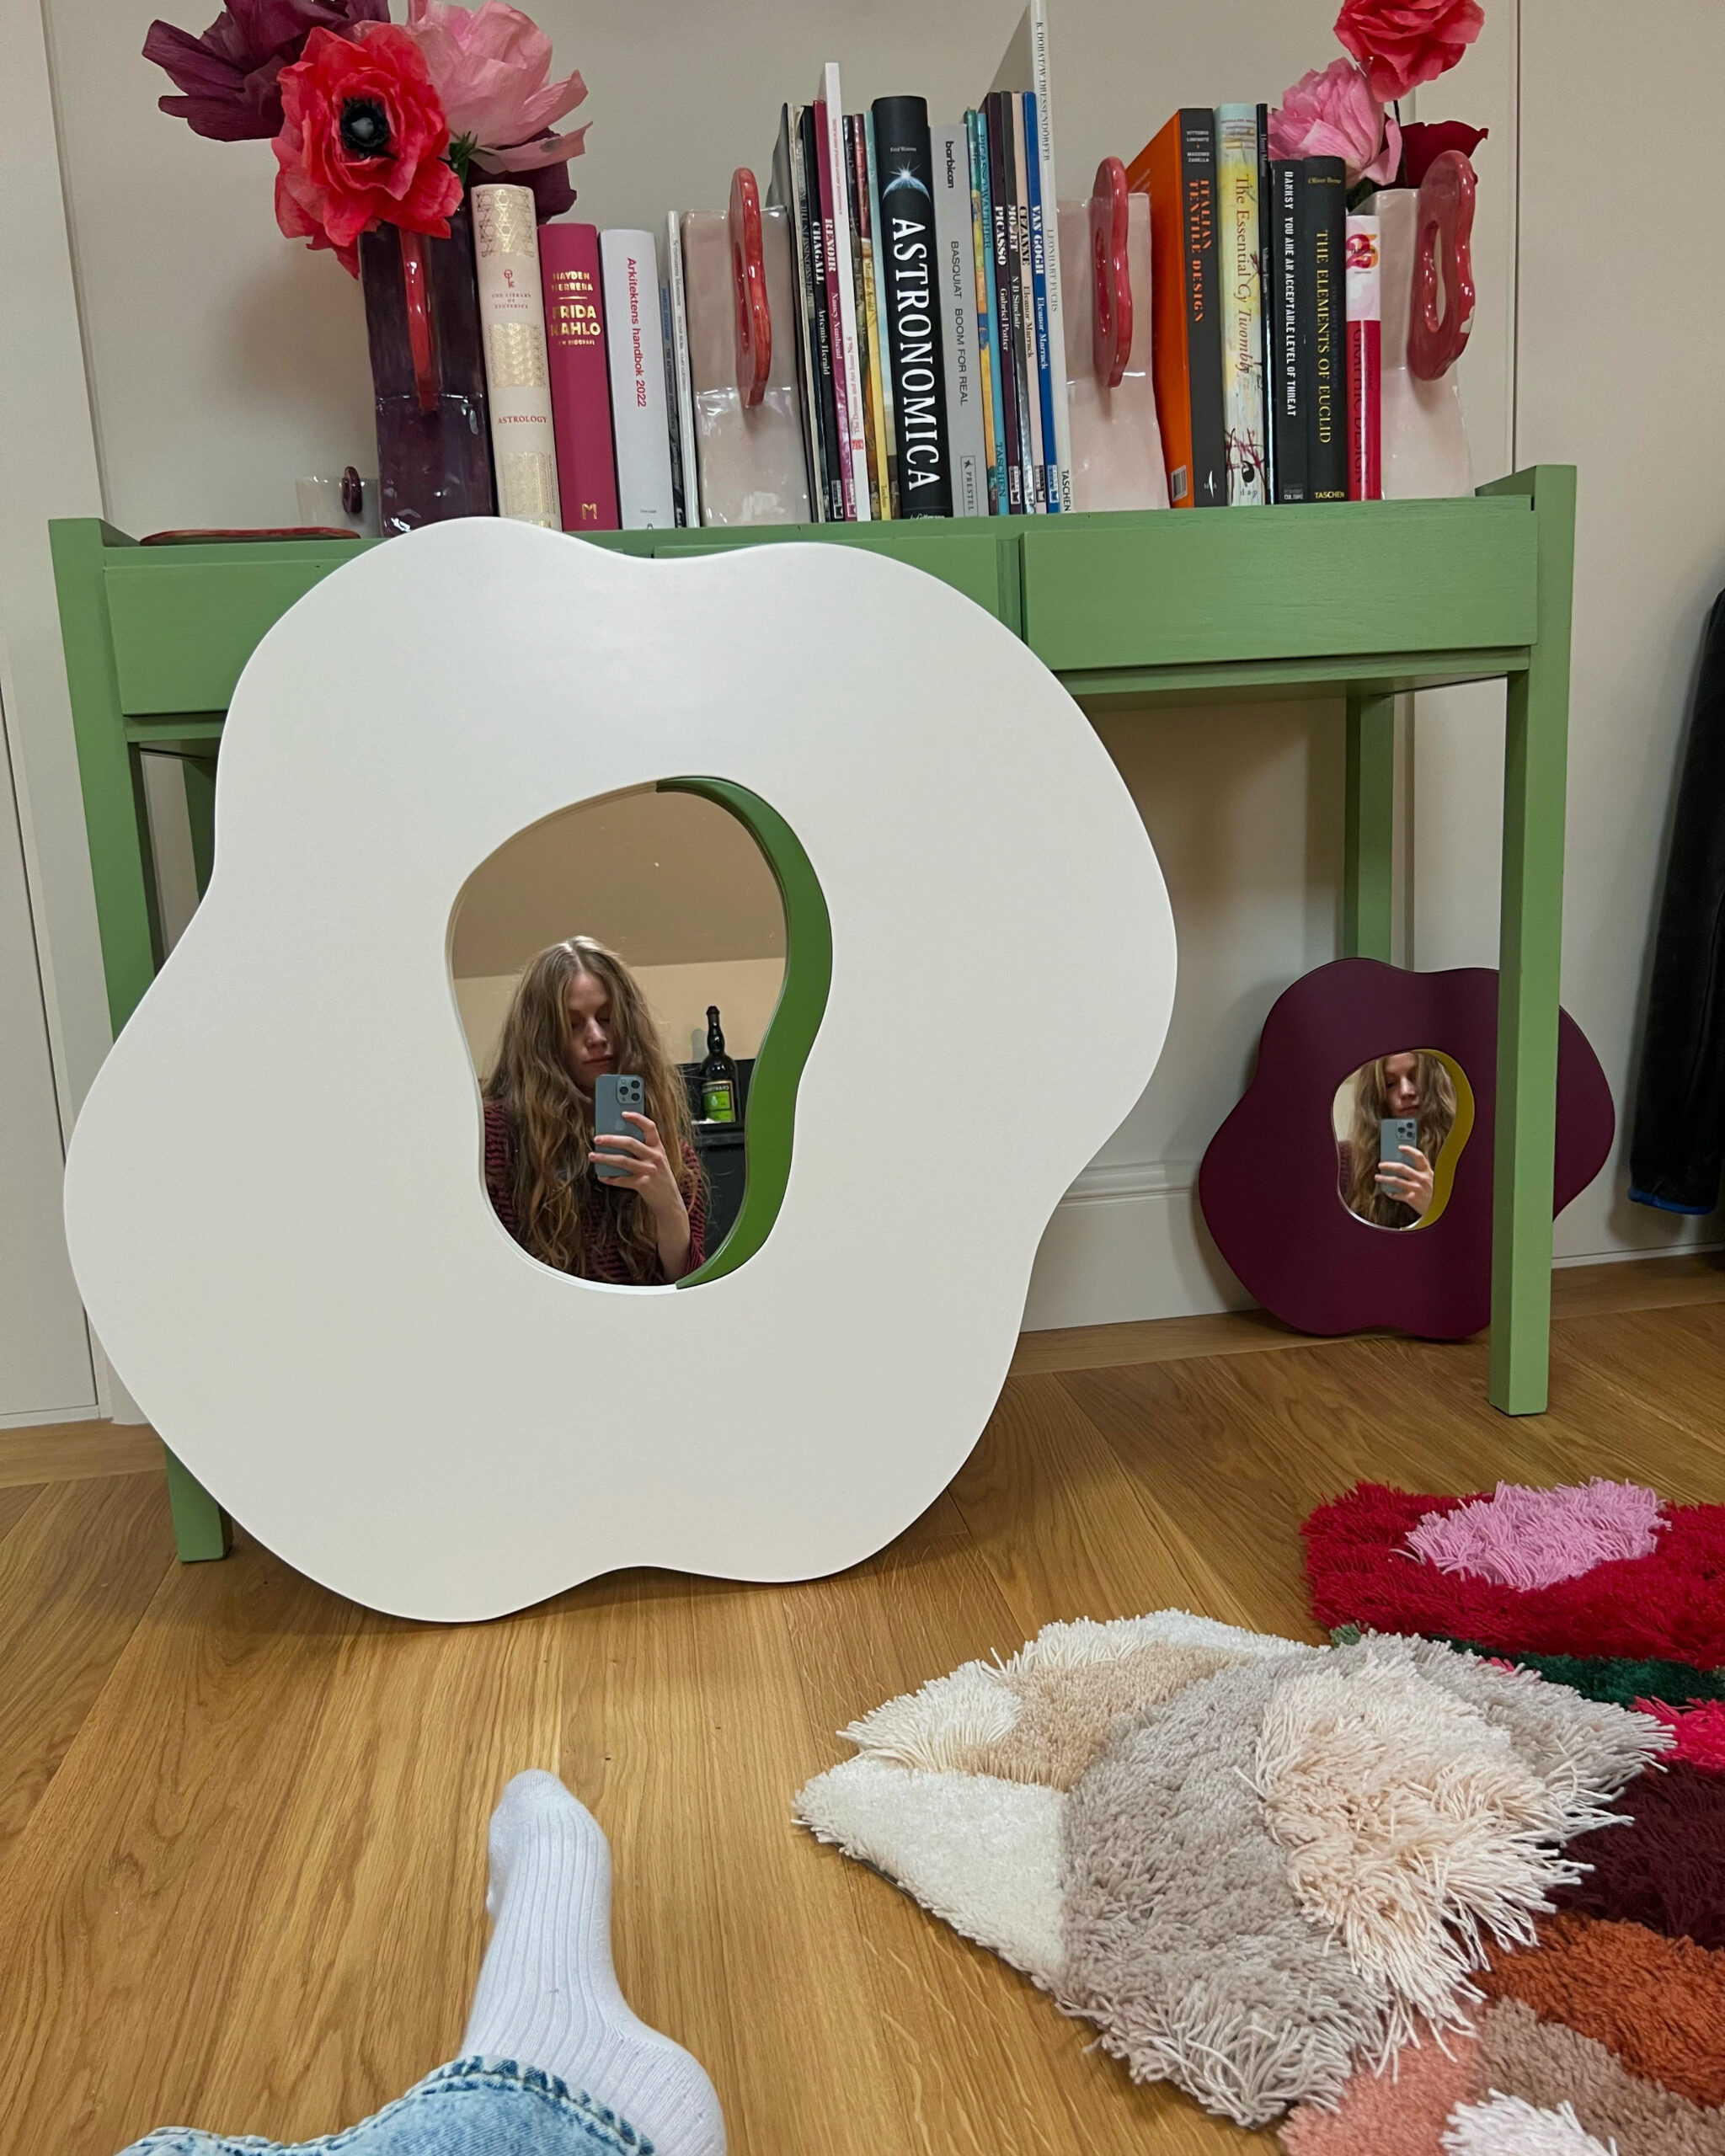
{"left": 872, "top": 95, "right": 953, "bottom": 518}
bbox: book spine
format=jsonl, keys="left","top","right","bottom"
{"left": 1021, "top": 0, "right": 1074, "bottom": 511}
{"left": 799, "top": 106, "right": 844, "bottom": 520}
{"left": 813, "top": 95, "right": 858, "bottom": 518}
{"left": 1178, "top": 110, "right": 1226, "bottom": 508}
{"left": 1010, "top": 94, "right": 1044, "bottom": 510}
{"left": 1022, "top": 92, "right": 1060, "bottom": 514}
{"left": 863, "top": 115, "right": 900, "bottom": 515}
{"left": 665, "top": 213, "right": 701, "bottom": 526}
{"left": 1345, "top": 213, "right": 1381, "bottom": 501}
{"left": 825, "top": 77, "right": 873, "bottom": 520}
{"left": 933, "top": 123, "right": 985, "bottom": 517}
{"left": 1297, "top": 157, "right": 1348, "bottom": 502}
{"left": 872, "top": 95, "right": 952, "bottom": 518}
{"left": 848, "top": 115, "right": 891, "bottom": 517}
{"left": 658, "top": 278, "right": 686, "bottom": 526}
{"left": 599, "top": 227, "right": 676, "bottom": 528}
{"left": 1255, "top": 104, "right": 1276, "bottom": 504}
{"left": 969, "top": 111, "right": 1007, "bottom": 515}
{"left": 1215, "top": 104, "right": 1266, "bottom": 506}
{"left": 772, "top": 105, "right": 825, "bottom": 520}
{"left": 985, "top": 97, "right": 1024, "bottom": 515}
{"left": 1268, "top": 161, "right": 1306, "bottom": 502}
{"left": 472, "top": 184, "right": 562, "bottom": 527}
{"left": 538, "top": 221, "right": 619, "bottom": 532}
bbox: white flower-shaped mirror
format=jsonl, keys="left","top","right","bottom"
{"left": 65, "top": 523, "right": 1176, "bottom": 1620}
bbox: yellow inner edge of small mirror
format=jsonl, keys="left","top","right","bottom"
{"left": 1408, "top": 1050, "right": 1475, "bottom": 1230}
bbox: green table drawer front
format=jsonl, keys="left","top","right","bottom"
{"left": 105, "top": 545, "right": 373, "bottom": 714}
{"left": 650, "top": 522, "right": 1012, "bottom": 625}
{"left": 1020, "top": 498, "right": 1541, "bottom": 674}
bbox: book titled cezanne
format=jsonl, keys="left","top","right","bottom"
{"left": 872, "top": 96, "right": 953, "bottom": 518}
{"left": 537, "top": 223, "right": 619, "bottom": 531}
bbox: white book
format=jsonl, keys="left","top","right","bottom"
{"left": 990, "top": 0, "right": 1074, "bottom": 511}
{"left": 471, "top": 184, "right": 561, "bottom": 527}
{"left": 665, "top": 212, "right": 702, "bottom": 527}
{"left": 819, "top": 64, "right": 872, "bottom": 520}
{"left": 932, "top": 124, "right": 986, "bottom": 519}
{"left": 600, "top": 227, "right": 676, "bottom": 530}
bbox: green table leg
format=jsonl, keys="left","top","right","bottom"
{"left": 1482, "top": 467, "right": 1576, "bottom": 1413}
{"left": 49, "top": 523, "right": 233, "bottom": 1557}
{"left": 1344, "top": 691, "right": 1397, "bottom": 960}
{"left": 182, "top": 753, "right": 217, "bottom": 897}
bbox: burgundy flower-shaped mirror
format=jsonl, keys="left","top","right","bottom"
{"left": 1198, "top": 960, "right": 1614, "bottom": 1339}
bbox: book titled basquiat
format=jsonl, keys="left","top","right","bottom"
{"left": 871, "top": 95, "right": 953, "bottom": 518}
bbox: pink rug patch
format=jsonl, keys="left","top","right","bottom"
{"left": 1637, "top": 1698, "right": 1725, "bottom": 1772}
{"left": 1405, "top": 1480, "right": 1665, "bottom": 1591}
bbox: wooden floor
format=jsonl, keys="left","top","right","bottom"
{"left": 1, "top": 1256, "right": 1721, "bottom": 2156}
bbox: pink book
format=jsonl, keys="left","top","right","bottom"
{"left": 812, "top": 90, "right": 859, "bottom": 519}
{"left": 538, "top": 222, "right": 621, "bottom": 531}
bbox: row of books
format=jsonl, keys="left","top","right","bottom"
{"left": 1135, "top": 106, "right": 1381, "bottom": 509}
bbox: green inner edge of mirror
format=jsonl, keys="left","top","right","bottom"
{"left": 658, "top": 778, "right": 832, "bottom": 1287}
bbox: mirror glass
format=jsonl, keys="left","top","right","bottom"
{"left": 1333, "top": 1049, "right": 1470, "bottom": 1230}
{"left": 450, "top": 786, "right": 786, "bottom": 1284}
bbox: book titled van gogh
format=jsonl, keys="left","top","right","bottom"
{"left": 1215, "top": 104, "right": 1267, "bottom": 506}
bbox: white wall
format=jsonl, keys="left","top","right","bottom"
{"left": 7, "top": 0, "right": 1718, "bottom": 1392}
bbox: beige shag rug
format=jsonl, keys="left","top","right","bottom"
{"left": 795, "top": 1612, "right": 1667, "bottom": 2131}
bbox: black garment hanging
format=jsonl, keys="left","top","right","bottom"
{"left": 1629, "top": 587, "right": 1725, "bottom": 1215}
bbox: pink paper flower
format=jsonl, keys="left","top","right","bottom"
{"left": 1335, "top": 0, "right": 1486, "bottom": 104}
{"left": 1268, "top": 58, "right": 1402, "bottom": 188}
{"left": 402, "top": 0, "right": 587, "bottom": 177}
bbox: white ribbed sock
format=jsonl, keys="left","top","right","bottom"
{"left": 461, "top": 1771, "right": 725, "bottom": 2156}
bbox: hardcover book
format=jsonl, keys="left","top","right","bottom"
{"left": 1128, "top": 110, "right": 1225, "bottom": 508}
{"left": 815, "top": 68, "right": 871, "bottom": 519}
{"left": 985, "top": 94, "right": 1025, "bottom": 514}
{"left": 665, "top": 211, "right": 702, "bottom": 526}
{"left": 537, "top": 221, "right": 619, "bottom": 532}
{"left": 846, "top": 114, "right": 892, "bottom": 517}
{"left": 1022, "top": 93, "right": 1060, "bottom": 513}
{"left": 863, "top": 115, "right": 901, "bottom": 515}
{"left": 1296, "top": 157, "right": 1348, "bottom": 502}
{"left": 1345, "top": 212, "right": 1381, "bottom": 501}
{"left": 968, "top": 109, "right": 1008, "bottom": 514}
{"left": 1268, "top": 160, "right": 1306, "bottom": 502}
{"left": 473, "top": 184, "right": 562, "bottom": 528}
{"left": 1215, "top": 104, "right": 1267, "bottom": 506}
{"left": 771, "top": 105, "right": 830, "bottom": 520}
{"left": 872, "top": 93, "right": 953, "bottom": 518}
{"left": 1255, "top": 104, "right": 1276, "bottom": 503}
{"left": 932, "top": 121, "right": 986, "bottom": 517}
{"left": 599, "top": 227, "right": 676, "bottom": 528}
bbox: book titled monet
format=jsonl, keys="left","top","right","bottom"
{"left": 872, "top": 95, "right": 953, "bottom": 518}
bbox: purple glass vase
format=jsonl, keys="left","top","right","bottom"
{"left": 359, "top": 203, "right": 495, "bottom": 534}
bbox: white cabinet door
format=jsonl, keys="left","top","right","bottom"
{"left": 0, "top": 705, "right": 96, "bottom": 1422}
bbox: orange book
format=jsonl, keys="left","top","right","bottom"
{"left": 1126, "top": 111, "right": 1226, "bottom": 508}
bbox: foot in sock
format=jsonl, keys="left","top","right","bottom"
{"left": 462, "top": 1769, "right": 726, "bottom": 2156}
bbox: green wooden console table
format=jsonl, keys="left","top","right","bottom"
{"left": 50, "top": 467, "right": 1576, "bottom": 1562}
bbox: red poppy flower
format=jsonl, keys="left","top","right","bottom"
{"left": 272, "top": 22, "right": 461, "bottom": 275}
{"left": 1333, "top": 0, "right": 1486, "bottom": 104}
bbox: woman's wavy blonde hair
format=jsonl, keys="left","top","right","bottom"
{"left": 1345, "top": 1051, "right": 1457, "bottom": 1228}
{"left": 484, "top": 937, "right": 698, "bottom": 1280}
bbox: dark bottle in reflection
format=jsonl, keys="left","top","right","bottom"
{"left": 700, "top": 1006, "right": 740, "bottom": 1123}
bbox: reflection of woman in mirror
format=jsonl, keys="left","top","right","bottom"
{"left": 1343, "top": 1052, "right": 1457, "bottom": 1228}
{"left": 483, "top": 937, "right": 706, "bottom": 1282}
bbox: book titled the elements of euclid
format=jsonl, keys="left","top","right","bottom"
{"left": 472, "top": 184, "right": 561, "bottom": 528}
{"left": 600, "top": 229, "right": 676, "bottom": 530}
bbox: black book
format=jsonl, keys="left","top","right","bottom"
{"left": 985, "top": 94, "right": 1027, "bottom": 514}
{"left": 1177, "top": 109, "right": 1226, "bottom": 507}
{"left": 1268, "top": 159, "right": 1306, "bottom": 502}
{"left": 1255, "top": 105, "right": 1275, "bottom": 504}
{"left": 872, "top": 95, "right": 952, "bottom": 518}
{"left": 799, "top": 104, "right": 845, "bottom": 520}
{"left": 1296, "top": 156, "right": 1348, "bottom": 502}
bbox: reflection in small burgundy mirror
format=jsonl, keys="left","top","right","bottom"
{"left": 729, "top": 166, "right": 772, "bottom": 408}
{"left": 1333, "top": 1048, "right": 1475, "bottom": 1231}
{"left": 1199, "top": 960, "right": 1614, "bottom": 1340}
{"left": 1090, "top": 156, "right": 1131, "bottom": 391}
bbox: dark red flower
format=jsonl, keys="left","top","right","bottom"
{"left": 1397, "top": 119, "right": 1488, "bottom": 188}
{"left": 272, "top": 23, "right": 461, "bottom": 275}
{"left": 1333, "top": 0, "right": 1486, "bottom": 104}
{"left": 143, "top": 0, "right": 387, "bottom": 142}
